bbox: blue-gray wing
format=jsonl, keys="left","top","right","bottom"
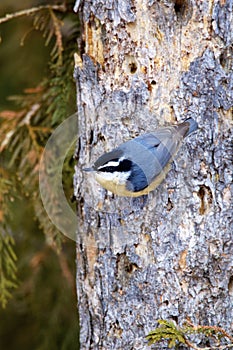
{"left": 120, "top": 127, "right": 185, "bottom": 189}
{"left": 135, "top": 127, "right": 183, "bottom": 168}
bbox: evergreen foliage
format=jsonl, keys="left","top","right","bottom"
{"left": 146, "top": 319, "right": 233, "bottom": 349}
{"left": 0, "top": 0, "right": 78, "bottom": 308}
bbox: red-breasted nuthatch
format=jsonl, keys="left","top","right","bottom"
{"left": 84, "top": 118, "right": 198, "bottom": 197}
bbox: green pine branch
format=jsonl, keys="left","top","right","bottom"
{"left": 0, "top": 232, "right": 18, "bottom": 308}
{"left": 146, "top": 319, "right": 233, "bottom": 349}
{"left": 0, "top": 2, "right": 79, "bottom": 307}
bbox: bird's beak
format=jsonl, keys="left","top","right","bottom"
{"left": 83, "top": 167, "right": 94, "bottom": 172}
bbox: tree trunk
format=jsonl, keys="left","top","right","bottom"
{"left": 73, "top": 0, "right": 233, "bottom": 349}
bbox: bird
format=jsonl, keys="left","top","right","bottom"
{"left": 84, "top": 118, "right": 198, "bottom": 197}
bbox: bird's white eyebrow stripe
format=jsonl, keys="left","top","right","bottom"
{"left": 98, "top": 160, "right": 120, "bottom": 169}
{"left": 97, "top": 156, "right": 125, "bottom": 170}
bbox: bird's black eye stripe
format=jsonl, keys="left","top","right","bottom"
{"left": 99, "top": 166, "right": 118, "bottom": 172}
{"left": 98, "top": 159, "right": 132, "bottom": 173}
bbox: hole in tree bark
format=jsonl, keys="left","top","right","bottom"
{"left": 174, "top": 0, "right": 184, "bottom": 15}
{"left": 89, "top": 129, "right": 94, "bottom": 144}
{"left": 171, "top": 315, "right": 178, "bottom": 323}
{"left": 129, "top": 62, "right": 137, "bottom": 74}
{"left": 97, "top": 133, "right": 105, "bottom": 142}
{"left": 116, "top": 253, "right": 139, "bottom": 287}
{"left": 228, "top": 276, "right": 233, "bottom": 296}
{"left": 174, "top": 0, "right": 193, "bottom": 24}
{"left": 166, "top": 197, "right": 174, "bottom": 211}
{"left": 219, "top": 47, "right": 233, "bottom": 73}
{"left": 123, "top": 55, "right": 138, "bottom": 75}
{"left": 197, "top": 185, "right": 213, "bottom": 215}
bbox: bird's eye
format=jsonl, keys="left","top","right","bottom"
{"left": 98, "top": 166, "right": 116, "bottom": 172}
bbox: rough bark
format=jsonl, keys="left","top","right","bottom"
{"left": 73, "top": 0, "right": 233, "bottom": 349}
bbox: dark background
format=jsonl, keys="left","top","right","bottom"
{"left": 0, "top": 1, "right": 79, "bottom": 349}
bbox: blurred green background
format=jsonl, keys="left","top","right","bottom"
{"left": 0, "top": 0, "right": 51, "bottom": 110}
{"left": 0, "top": 1, "right": 79, "bottom": 349}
